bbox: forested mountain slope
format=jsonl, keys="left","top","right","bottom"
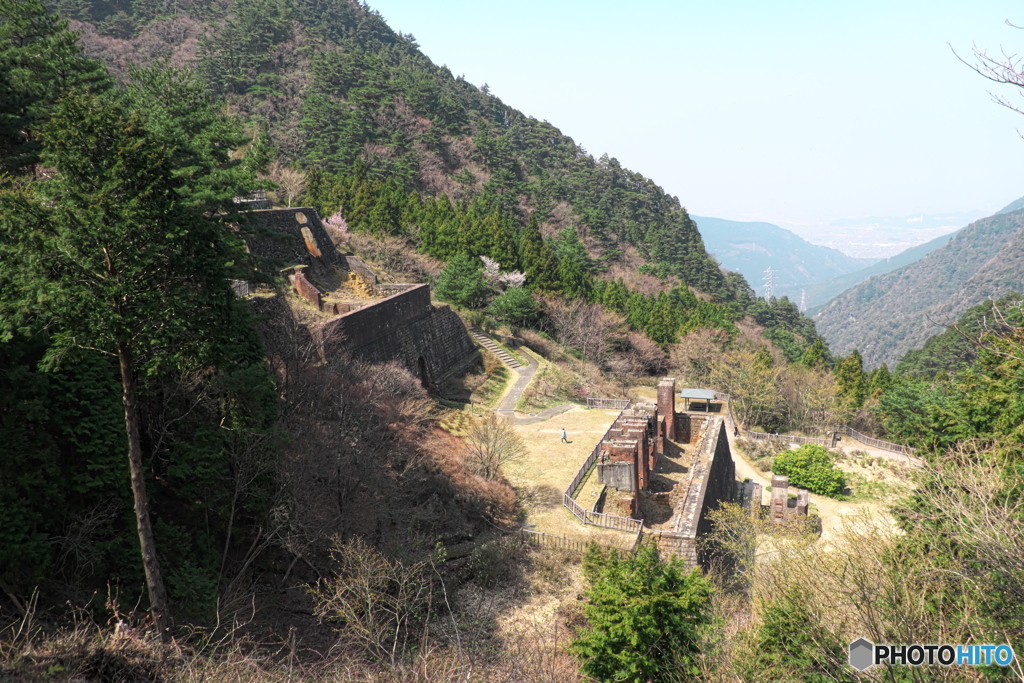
{"left": 693, "top": 215, "right": 875, "bottom": 301}
{"left": 814, "top": 208, "right": 1024, "bottom": 368}
{"left": 804, "top": 230, "right": 959, "bottom": 314}
{"left": 65, "top": 0, "right": 728, "bottom": 296}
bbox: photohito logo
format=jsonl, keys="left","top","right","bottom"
{"left": 848, "top": 639, "right": 1015, "bottom": 671}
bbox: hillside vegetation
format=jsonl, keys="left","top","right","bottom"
{"left": 813, "top": 208, "right": 1024, "bottom": 368}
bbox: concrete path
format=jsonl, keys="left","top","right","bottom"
{"left": 512, "top": 402, "right": 576, "bottom": 425}
{"left": 496, "top": 349, "right": 538, "bottom": 413}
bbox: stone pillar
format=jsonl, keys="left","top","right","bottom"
{"left": 750, "top": 482, "right": 763, "bottom": 516}
{"left": 657, "top": 378, "right": 677, "bottom": 440}
{"left": 771, "top": 475, "right": 789, "bottom": 524}
{"left": 796, "top": 489, "right": 809, "bottom": 517}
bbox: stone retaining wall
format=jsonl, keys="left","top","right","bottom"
{"left": 320, "top": 284, "right": 474, "bottom": 385}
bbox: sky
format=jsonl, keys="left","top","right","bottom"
{"left": 367, "top": 0, "right": 1024, "bottom": 256}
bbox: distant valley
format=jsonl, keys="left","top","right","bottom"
{"left": 693, "top": 216, "right": 875, "bottom": 304}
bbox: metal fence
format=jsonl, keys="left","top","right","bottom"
{"left": 840, "top": 426, "right": 917, "bottom": 457}
{"left": 586, "top": 397, "right": 631, "bottom": 409}
{"left": 230, "top": 279, "right": 250, "bottom": 297}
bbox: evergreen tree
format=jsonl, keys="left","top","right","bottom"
{"left": 740, "top": 589, "right": 854, "bottom": 683}
{"left": 572, "top": 542, "right": 711, "bottom": 683}
{"left": 0, "top": 0, "right": 109, "bottom": 174}
{"left": 434, "top": 252, "right": 490, "bottom": 309}
{"left": 0, "top": 82, "right": 260, "bottom": 638}
{"left": 868, "top": 363, "right": 892, "bottom": 398}
{"left": 487, "top": 286, "right": 539, "bottom": 329}
{"left": 554, "top": 226, "right": 593, "bottom": 299}
{"left": 519, "top": 213, "right": 557, "bottom": 291}
{"left": 800, "top": 337, "right": 828, "bottom": 369}
{"left": 835, "top": 350, "right": 868, "bottom": 412}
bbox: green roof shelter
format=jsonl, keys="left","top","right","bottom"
{"left": 679, "top": 388, "right": 717, "bottom": 411}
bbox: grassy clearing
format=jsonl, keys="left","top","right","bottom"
{"left": 505, "top": 406, "right": 635, "bottom": 550}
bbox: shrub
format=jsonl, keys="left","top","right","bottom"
{"left": 772, "top": 444, "right": 846, "bottom": 497}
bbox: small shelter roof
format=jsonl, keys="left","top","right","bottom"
{"left": 679, "top": 388, "right": 717, "bottom": 400}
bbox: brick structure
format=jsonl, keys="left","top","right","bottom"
{"left": 657, "top": 378, "right": 677, "bottom": 442}
{"left": 650, "top": 416, "right": 736, "bottom": 569}
{"left": 771, "top": 475, "right": 789, "bottom": 524}
{"left": 288, "top": 270, "right": 321, "bottom": 309}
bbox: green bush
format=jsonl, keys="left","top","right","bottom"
{"left": 772, "top": 444, "right": 846, "bottom": 497}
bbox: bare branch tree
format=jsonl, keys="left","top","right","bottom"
{"left": 464, "top": 413, "right": 526, "bottom": 481}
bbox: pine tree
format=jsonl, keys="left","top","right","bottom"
{"left": 519, "top": 213, "right": 557, "bottom": 291}
{"left": 572, "top": 542, "right": 711, "bottom": 683}
{"left": 434, "top": 252, "right": 490, "bottom": 309}
{"left": 554, "top": 227, "right": 593, "bottom": 299}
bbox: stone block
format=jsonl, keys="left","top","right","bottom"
{"left": 289, "top": 271, "right": 321, "bottom": 310}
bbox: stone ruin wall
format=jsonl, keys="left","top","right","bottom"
{"left": 318, "top": 283, "right": 474, "bottom": 387}
{"left": 244, "top": 208, "right": 475, "bottom": 386}
{"left": 652, "top": 416, "right": 736, "bottom": 569}
{"left": 242, "top": 208, "right": 345, "bottom": 269}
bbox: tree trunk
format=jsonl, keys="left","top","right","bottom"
{"left": 118, "top": 341, "right": 171, "bottom": 640}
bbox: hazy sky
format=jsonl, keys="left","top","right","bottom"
{"left": 368, "top": 0, "right": 1024, "bottom": 246}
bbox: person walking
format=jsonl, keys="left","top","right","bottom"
{"left": 561, "top": 427, "right": 568, "bottom": 444}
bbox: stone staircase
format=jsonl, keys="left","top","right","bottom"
{"left": 468, "top": 327, "right": 523, "bottom": 370}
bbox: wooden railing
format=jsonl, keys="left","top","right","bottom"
{"left": 587, "top": 397, "right": 631, "bottom": 409}
{"left": 741, "top": 430, "right": 831, "bottom": 447}
{"left": 518, "top": 529, "right": 589, "bottom": 554}
{"left": 518, "top": 528, "right": 645, "bottom": 555}
{"left": 562, "top": 403, "right": 644, "bottom": 534}
{"left": 840, "top": 426, "right": 917, "bottom": 457}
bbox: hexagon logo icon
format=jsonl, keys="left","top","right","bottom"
{"left": 849, "top": 638, "right": 875, "bottom": 671}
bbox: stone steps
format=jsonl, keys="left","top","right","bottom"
{"left": 468, "top": 327, "right": 523, "bottom": 369}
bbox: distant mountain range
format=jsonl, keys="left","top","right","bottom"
{"left": 693, "top": 216, "right": 876, "bottom": 304}
{"left": 813, "top": 205, "right": 1024, "bottom": 369}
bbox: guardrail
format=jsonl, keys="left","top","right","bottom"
{"left": 587, "top": 397, "right": 631, "bottom": 409}
{"left": 840, "top": 426, "right": 917, "bottom": 457}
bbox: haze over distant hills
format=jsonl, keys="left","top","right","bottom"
{"left": 813, "top": 206, "right": 1024, "bottom": 369}
{"left": 693, "top": 216, "right": 875, "bottom": 303}
{"left": 776, "top": 210, "right": 988, "bottom": 259}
